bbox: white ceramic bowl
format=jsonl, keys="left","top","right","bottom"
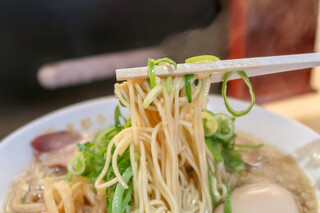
{"left": 1, "top": 95, "right": 320, "bottom": 207}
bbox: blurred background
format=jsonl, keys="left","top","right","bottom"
{"left": 1, "top": 0, "right": 320, "bottom": 139}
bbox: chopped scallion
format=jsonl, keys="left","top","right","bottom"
{"left": 202, "top": 111, "right": 218, "bottom": 137}
{"left": 119, "top": 100, "right": 126, "bottom": 107}
{"left": 67, "top": 152, "right": 85, "bottom": 175}
{"left": 222, "top": 71, "right": 255, "bottom": 117}
{"left": 121, "top": 185, "right": 133, "bottom": 212}
{"left": 205, "top": 138, "right": 223, "bottom": 163}
{"left": 214, "top": 113, "right": 234, "bottom": 141}
{"left": 67, "top": 106, "right": 134, "bottom": 211}
{"left": 184, "top": 55, "right": 220, "bottom": 103}
{"left": 147, "top": 57, "right": 177, "bottom": 89}
{"left": 112, "top": 167, "right": 133, "bottom": 213}
{"left": 114, "top": 105, "right": 122, "bottom": 130}
{"left": 233, "top": 143, "right": 264, "bottom": 149}
{"left": 165, "top": 76, "right": 173, "bottom": 93}
{"left": 154, "top": 57, "right": 177, "bottom": 69}
{"left": 185, "top": 55, "right": 220, "bottom": 64}
{"left": 208, "top": 168, "right": 223, "bottom": 206}
{"left": 124, "top": 119, "right": 131, "bottom": 129}
{"left": 77, "top": 143, "right": 104, "bottom": 163}
{"left": 224, "top": 185, "right": 232, "bottom": 213}
{"left": 147, "top": 58, "right": 156, "bottom": 88}
{"left": 185, "top": 74, "right": 194, "bottom": 103}
{"left": 134, "top": 151, "right": 140, "bottom": 162}
{"left": 143, "top": 84, "right": 163, "bottom": 108}
{"left": 93, "top": 127, "right": 113, "bottom": 144}
{"left": 221, "top": 147, "right": 245, "bottom": 173}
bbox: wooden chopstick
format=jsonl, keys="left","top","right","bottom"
{"left": 116, "top": 53, "right": 320, "bottom": 82}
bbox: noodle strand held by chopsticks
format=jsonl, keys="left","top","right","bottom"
{"left": 5, "top": 75, "right": 233, "bottom": 213}
{"left": 102, "top": 75, "right": 230, "bottom": 212}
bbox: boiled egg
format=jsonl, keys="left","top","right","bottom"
{"left": 214, "top": 183, "right": 300, "bottom": 213}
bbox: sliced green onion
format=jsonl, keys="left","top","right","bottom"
{"left": 134, "top": 151, "right": 140, "bottom": 162}
{"left": 117, "top": 152, "right": 131, "bottom": 173}
{"left": 204, "top": 119, "right": 218, "bottom": 137}
{"left": 214, "top": 113, "right": 234, "bottom": 141}
{"left": 148, "top": 58, "right": 156, "bottom": 88}
{"left": 202, "top": 111, "right": 218, "bottom": 137}
{"left": 205, "top": 138, "right": 223, "bottom": 163}
{"left": 121, "top": 184, "right": 133, "bottom": 212}
{"left": 77, "top": 143, "right": 104, "bottom": 163}
{"left": 112, "top": 167, "right": 133, "bottom": 213}
{"left": 208, "top": 168, "right": 223, "bottom": 206}
{"left": 65, "top": 173, "right": 73, "bottom": 182}
{"left": 146, "top": 78, "right": 152, "bottom": 89}
{"left": 119, "top": 100, "right": 126, "bottom": 107}
{"left": 154, "top": 57, "right": 177, "bottom": 70}
{"left": 67, "top": 152, "right": 85, "bottom": 175}
{"left": 202, "top": 109, "right": 215, "bottom": 115}
{"left": 165, "top": 76, "right": 173, "bottom": 93}
{"left": 185, "top": 55, "right": 220, "bottom": 64}
{"left": 234, "top": 143, "right": 264, "bottom": 149}
{"left": 107, "top": 186, "right": 115, "bottom": 213}
{"left": 184, "top": 55, "right": 220, "bottom": 103}
{"left": 114, "top": 105, "right": 122, "bottom": 130}
{"left": 185, "top": 74, "right": 194, "bottom": 103}
{"left": 224, "top": 185, "right": 232, "bottom": 213}
{"left": 104, "top": 128, "right": 119, "bottom": 140}
{"left": 148, "top": 57, "right": 177, "bottom": 89}
{"left": 221, "top": 148, "right": 245, "bottom": 173}
{"left": 124, "top": 118, "right": 131, "bottom": 129}
{"left": 222, "top": 71, "right": 255, "bottom": 117}
{"left": 143, "top": 84, "right": 163, "bottom": 108}
{"left": 93, "top": 127, "right": 113, "bottom": 143}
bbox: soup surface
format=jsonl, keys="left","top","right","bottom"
{"left": 237, "top": 133, "right": 318, "bottom": 213}
{"left": 1, "top": 131, "right": 318, "bottom": 213}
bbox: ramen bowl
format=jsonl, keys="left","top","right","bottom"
{"left": 1, "top": 95, "right": 320, "bottom": 209}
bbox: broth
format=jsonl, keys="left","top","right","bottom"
{"left": 236, "top": 133, "right": 318, "bottom": 213}
{"left": 2, "top": 132, "right": 319, "bottom": 213}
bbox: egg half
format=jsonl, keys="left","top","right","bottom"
{"left": 214, "top": 183, "right": 300, "bottom": 213}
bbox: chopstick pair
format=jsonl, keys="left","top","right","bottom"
{"left": 116, "top": 53, "right": 320, "bottom": 82}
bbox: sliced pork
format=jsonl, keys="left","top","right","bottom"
{"left": 31, "top": 131, "right": 81, "bottom": 168}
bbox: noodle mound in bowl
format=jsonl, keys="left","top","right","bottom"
{"left": 0, "top": 95, "right": 320, "bottom": 212}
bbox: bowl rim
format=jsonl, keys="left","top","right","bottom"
{"left": 1, "top": 95, "right": 320, "bottom": 211}
{"left": 0, "top": 96, "right": 113, "bottom": 148}
{"left": 2, "top": 95, "right": 319, "bottom": 147}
